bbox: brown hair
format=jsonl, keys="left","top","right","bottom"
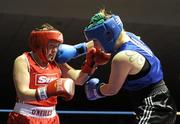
{"left": 34, "top": 23, "right": 57, "bottom": 31}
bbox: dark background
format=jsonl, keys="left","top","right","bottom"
{"left": 0, "top": 0, "right": 180, "bottom": 123}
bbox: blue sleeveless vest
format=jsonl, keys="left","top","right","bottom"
{"left": 116, "top": 32, "right": 163, "bottom": 91}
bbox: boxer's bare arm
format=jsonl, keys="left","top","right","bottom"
{"left": 59, "top": 63, "right": 90, "bottom": 86}
{"left": 100, "top": 50, "right": 145, "bottom": 96}
{"left": 13, "top": 54, "right": 37, "bottom": 101}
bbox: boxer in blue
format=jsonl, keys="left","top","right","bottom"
{"left": 83, "top": 9, "right": 177, "bottom": 124}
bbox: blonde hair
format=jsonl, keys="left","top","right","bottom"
{"left": 98, "top": 9, "right": 112, "bottom": 19}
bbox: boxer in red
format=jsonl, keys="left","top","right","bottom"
{"left": 7, "top": 23, "right": 110, "bottom": 124}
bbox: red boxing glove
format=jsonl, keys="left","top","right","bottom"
{"left": 36, "top": 78, "right": 75, "bottom": 101}
{"left": 81, "top": 48, "right": 111, "bottom": 74}
{"left": 94, "top": 48, "right": 111, "bottom": 65}
{"left": 81, "top": 48, "right": 96, "bottom": 74}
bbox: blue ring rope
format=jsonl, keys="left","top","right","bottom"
{"left": 0, "top": 109, "right": 136, "bottom": 115}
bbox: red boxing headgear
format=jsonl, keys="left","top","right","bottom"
{"left": 29, "top": 30, "right": 63, "bottom": 52}
{"left": 29, "top": 30, "right": 63, "bottom": 62}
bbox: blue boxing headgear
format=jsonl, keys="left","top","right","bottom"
{"left": 84, "top": 15, "right": 123, "bottom": 52}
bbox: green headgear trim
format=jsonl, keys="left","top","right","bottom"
{"left": 86, "top": 13, "right": 106, "bottom": 29}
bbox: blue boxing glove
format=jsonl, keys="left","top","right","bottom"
{"left": 55, "top": 43, "right": 87, "bottom": 64}
{"left": 85, "top": 78, "right": 105, "bottom": 100}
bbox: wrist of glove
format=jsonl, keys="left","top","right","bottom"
{"left": 85, "top": 78, "right": 105, "bottom": 100}
{"left": 81, "top": 48, "right": 97, "bottom": 74}
{"left": 81, "top": 60, "right": 97, "bottom": 74}
{"left": 36, "top": 78, "right": 75, "bottom": 101}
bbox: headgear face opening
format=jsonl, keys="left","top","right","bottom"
{"left": 29, "top": 30, "right": 63, "bottom": 62}
{"left": 84, "top": 15, "right": 123, "bottom": 52}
